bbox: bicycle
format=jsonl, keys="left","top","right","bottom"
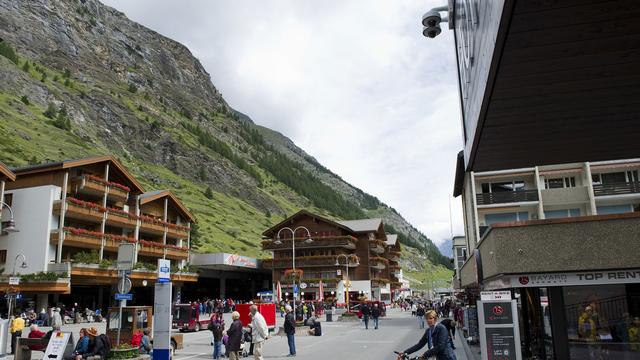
{"left": 393, "top": 351, "right": 423, "bottom": 360}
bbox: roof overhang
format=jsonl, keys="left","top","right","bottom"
{"left": 140, "top": 190, "right": 195, "bottom": 222}
{"left": 455, "top": 0, "right": 640, "bottom": 172}
{"left": 262, "top": 209, "right": 354, "bottom": 237}
{"left": 0, "top": 162, "right": 16, "bottom": 182}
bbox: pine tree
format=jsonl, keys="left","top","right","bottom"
{"left": 43, "top": 103, "right": 57, "bottom": 119}
{"left": 204, "top": 186, "right": 213, "bottom": 199}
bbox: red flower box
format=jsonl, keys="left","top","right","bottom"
{"left": 66, "top": 197, "right": 106, "bottom": 212}
{"left": 85, "top": 174, "right": 131, "bottom": 193}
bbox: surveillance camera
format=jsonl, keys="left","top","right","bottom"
{"left": 423, "top": 25, "right": 442, "bottom": 38}
{"left": 422, "top": 10, "right": 441, "bottom": 28}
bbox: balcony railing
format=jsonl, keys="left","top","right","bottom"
{"left": 369, "top": 256, "right": 389, "bottom": 270}
{"left": 593, "top": 181, "right": 640, "bottom": 196}
{"left": 165, "top": 245, "right": 190, "bottom": 260}
{"left": 369, "top": 239, "right": 386, "bottom": 254}
{"left": 262, "top": 235, "right": 358, "bottom": 251}
{"left": 167, "top": 224, "right": 190, "bottom": 239}
{"left": 476, "top": 190, "right": 539, "bottom": 205}
{"left": 138, "top": 240, "right": 165, "bottom": 256}
{"left": 262, "top": 255, "right": 338, "bottom": 268}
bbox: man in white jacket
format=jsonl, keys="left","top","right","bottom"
{"left": 250, "top": 305, "right": 268, "bottom": 360}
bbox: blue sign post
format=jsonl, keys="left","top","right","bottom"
{"left": 115, "top": 293, "right": 132, "bottom": 301}
{"left": 154, "top": 259, "right": 172, "bottom": 360}
{"left": 158, "top": 259, "right": 171, "bottom": 283}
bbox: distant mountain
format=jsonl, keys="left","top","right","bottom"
{"left": 438, "top": 241, "right": 453, "bottom": 258}
{"left": 0, "top": 0, "right": 450, "bottom": 268}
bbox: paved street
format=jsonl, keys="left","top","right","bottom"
{"left": 13, "top": 308, "right": 467, "bottom": 360}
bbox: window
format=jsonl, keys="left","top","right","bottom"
{"left": 544, "top": 209, "right": 580, "bottom": 219}
{"left": 482, "top": 180, "right": 525, "bottom": 193}
{"left": 0, "top": 250, "right": 6, "bottom": 263}
{"left": 592, "top": 171, "right": 635, "bottom": 185}
{"left": 545, "top": 177, "right": 576, "bottom": 189}
{"left": 456, "top": 247, "right": 467, "bottom": 268}
{"left": 596, "top": 205, "right": 633, "bottom": 215}
{"left": 484, "top": 212, "right": 528, "bottom": 225}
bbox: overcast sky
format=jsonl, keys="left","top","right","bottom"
{"left": 101, "top": 0, "right": 464, "bottom": 250}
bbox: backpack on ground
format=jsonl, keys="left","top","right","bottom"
{"left": 99, "top": 334, "right": 112, "bottom": 354}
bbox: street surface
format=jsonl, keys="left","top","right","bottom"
{"left": 14, "top": 308, "right": 467, "bottom": 360}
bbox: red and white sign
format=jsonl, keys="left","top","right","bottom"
{"left": 481, "top": 290, "right": 511, "bottom": 301}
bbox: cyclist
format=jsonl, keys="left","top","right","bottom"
{"left": 396, "top": 310, "right": 455, "bottom": 360}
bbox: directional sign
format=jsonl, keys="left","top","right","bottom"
{"left": 8, "top": 277, "right": 19, "bottom": 285}
{"left": 158, "top": 259, "right": 171, "bottom": 283}
{"left": 115, "top": 293, "right": 133, "bottom": 301}
{"left": 43, "top": 331, "right": 71, "bottom": 360}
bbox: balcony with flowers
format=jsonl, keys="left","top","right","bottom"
{"left": 106, "top": 207, "right": 138, "bottom": 229}
{"left": 166, "top": 222, "right": 190, "bottom": 239}
{"left": 71, "top": 174, "right": 130, "bottom": 202}
{"left": 262, "top": 234, "right": 358, "bottom": 251}
{"left": 369, "top": 239, "right": 386, "bottom": 254}
{"left": 165, "top": 243, "right": 189, "bottom": 260}
{"left": 138, "top": 239, "right": 165, "bottom": 257}
{"left": 54, "top": 197, "right": 105, "bottom": 224}
{"left": 139, "top": 215, "right": 166, "bottom": 235}
{"left": 262, "top": 255, "right": 339, "bottom": 269}
{"left": 369, "top": 256, "right": 389, "bottom": 270}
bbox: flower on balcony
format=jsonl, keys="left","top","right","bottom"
{"left": 85, "top": 174, "right": 131, "bottom": 192}
{"left": 166, "top": 222, "right": 190, "bottom": 232}
{"left": 107, "top": 207, "right": 139, "bottom": 220}
{"left": 139, "top": 215, "right": 164, "bottom": 225}
{"left": 64, "top": 227, "right": 104, "bottom": 239}
{"left": 67, "top": 197, "right": 106, "bottom": 212}
{"left": 165, "top": 243, "right": 189, "bottom": 251}
{"left": 139, "top": 239, "right": 165, "bottom": 249}
{"left": 105, "top": 234, "right": 136, "bottom": 243}
{"left": 283, "top": 269, "right": 304, "bottom": 278}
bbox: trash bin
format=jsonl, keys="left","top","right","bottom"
{"left": 326, "top": 312, "right": 333, "bottom": 322}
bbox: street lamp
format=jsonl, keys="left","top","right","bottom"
{"left": 335, "top": 254, "right": 359, "bottom": 312}
{"left": 274, "top": 226, "right": 313, "bottom": 318}
{"left": 0, "top": 201, "right": 18, "bottom": 234}
{"left": 7, "top": 254, "right": 27, "bottom": 319}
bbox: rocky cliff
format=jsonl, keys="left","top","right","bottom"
{"left": 0, "top": 0, "right": 450, "bottom": 268}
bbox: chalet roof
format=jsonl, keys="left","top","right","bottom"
{"left": 0, "top": 162, "right": 16, "bottom": 181}
{"left": 338, "top": 218, "right": 383, "bottom": 233}
{"left": 385, "top": 234, "right": 398, "bottom": 246}
{"left": 140, "top": 190, "right": 195, "bottom": 222}
{"left": 262, "top": 209, "right": 354, "bottom": 237}
{"left": 11, "top": 155, "right": 145, "bottom": 193}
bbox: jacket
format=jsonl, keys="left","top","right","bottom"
{"left": 84, "top": 335, "right": 108, "bottom": 359}
{"left": 74, "top": 336, "right": 90, "bottom": 354}
{"left": 284, "top": 312, "right": 296, "bottom": 335}
{"left": 250, "top": 312, "right": 268, "bottom": 343}
{"left": 210, "top": 321, "right": 224, "bottom": 341}
{"left": 226, "top": 319, "right": 243, "bottom": 351}
{"left": 10, "top": 317, "right": 25, "bottom": 333}
{"left": 139, "top": 335, "right": 151, "bottom": 354}
{"left": 361, "top": 305, "right": 371, "bottom": 317}
{"left": 371, "top": 307, "right": 381, "bottom": 318}
{"left": 404, "top": 323, "right": 455, "bottom": 360}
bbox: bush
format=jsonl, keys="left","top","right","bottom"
{"left": 73, "top": 250, "right": 100, "bottom": 264}
{"left": 127, "top": 83, "right": 137, "bottom": 93}
{"left": 20, "top": 95, "right": 29, "bottom": 105}
{"left": 204, "top": 186, "right": 214, "bottom": 199}
{"left": 22, "top": 61, "right": 30, "bottom": 72}
{"left": 40, "top": 72, "right": 47, "bottom": 82}
{"left": 53, "top": 106, "right": 71, "bottom": 131}
{"left": 0, "top": 41, "right": 18, "bottom": 64}
{"left": 43, "top": 102, "right": 57, "bottom": 119}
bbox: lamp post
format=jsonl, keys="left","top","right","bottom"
{"left": 274, "top": 226, "right": 313, "bottom": 319}
{"left": 7, "top": 254, "right": 27, "bottom": 319}
{"left": 335, "top": 254, "right": 359, "bottom": 312}
{"left": 0, "top": 201, "right": 19, "bottom": 234}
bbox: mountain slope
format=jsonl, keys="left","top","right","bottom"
{"left": 0, "top": 0, "right": 450, "bottom": 269}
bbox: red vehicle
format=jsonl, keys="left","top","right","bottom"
{"left": 235, "top": 303, "right": 276, "bottom": 331}
{"left": 172, "top": 303, "right": 213, "bottom": 332}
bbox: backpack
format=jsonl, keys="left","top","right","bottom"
{"left": 99, "top": 334, "right": 112, "bottom": 355}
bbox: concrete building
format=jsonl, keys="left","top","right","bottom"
{"left": 426, "top": 0, "right": 640, "bottom": 358}
{"left": 451, "top": 235, "right": 466, "bottom": 290}
{"left": 0, "top": 156, "right": 197, "bottom": 311}
{"left": 261, "top": 210, "right": 402, "bottom": 304}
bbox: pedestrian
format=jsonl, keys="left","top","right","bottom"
{"left": 397, "top": 310, "right": 455, "bottom": 360}
{"left": 64, "top": 328, "right": 89, "bottom": 360}
{"left": 440, "top": 318, "right": 457, "bottom": 351}
{"left": 139, "top": 328, "right": 152, "bottom": 356}
{"left": 209, "top": 314, "right": 224, "bottom": 359}
{"left": 372, "top": 303, "right": 381, "bottom": 330}
{"left": 361, "top": 303, "right": 370, "bottom": 330}
{"left": 284, "top": 305, "right": 296, "bottom": 357}
{"left": 10, "top": 314, "right": 25, "bottom": 354}
{"left": 82, "top": 327, "right": 110, "bottom": 360}
{"left": 52, "top": 307, "right": 63, "bottom": 328}
{"left": 416, "top": 305, "right": 425, "bottom": 329}
{"left": 226, "top": 311, "right": 243, "bottom": 360}
{"left": 249, "top": 305, "right": 268, "bottom": 360}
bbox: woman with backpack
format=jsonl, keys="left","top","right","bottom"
{"left": 80, "top": 327, "right": 110, "bottom": 360}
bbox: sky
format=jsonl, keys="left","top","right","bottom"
{"left": 101, "top": 0, "right": 465, "bottom": 251}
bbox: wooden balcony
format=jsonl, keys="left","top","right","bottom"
{"left": 106, "top": 208, "right": 138, "bottom": 229}
{"left": 140, "top": 218, "right": 166, "bottom": 236}
{"left": 0, "top": 278, "right": 70, "bottom": 294}
{"left": 52, "top": 229, "right": 102, "bottom": 250}
{"left": 70, "top": 264, "right": 197, "bottom": 285}
{"left": 138, "top": 241, "right": 165, "bottom": 257}
{"left": 54, "top": 200, "right": 104, "bottom": 224}
{"left": 262, "top": 235, "right": 358, "bottom": 251}
{"left": 166, "top": 225, "right": 190, "bottom": 240}
{"left": 369, "top": 239, "right": 386, "bottom": 254}
{"left": 476, "top": 189, "right": 539, "bottom": 205}
{"left": 369, "top": 256, "right": 388, "bottom": 270}
{"left": 390, "top": 281, "right": 403, "bottom": 289}
{"left": 388, "top": 250, "right": 401, "bottom": 261}
{"left": 371, "top": 277, "right": 389, "bottom": 288}
{"left": 262, "top": 255, "right": 338, "bottom": 268}
{"left": 108, "top": 186, "right": 129, "bottom": 202}
{"left": 165, "top": 246, "right": 189, "bottom": 260}
{"left": 70, "top": 176, "right": 106, "bottom": 197}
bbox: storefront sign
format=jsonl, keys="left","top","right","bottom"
{"left": 478, "top": 300, "right": 522, "bottom": 360}
{"left": 224, "top": 254, "right": 257, "bottom": 268}
{"left": 481, "top": 290, "right": 511, "bottom": 301}
{"left": 510, "top": 269, "right": 640, "bottom": 288}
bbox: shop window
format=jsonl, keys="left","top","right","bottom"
{"left": 563, "top": 284, "right": 639, "bottom": 359}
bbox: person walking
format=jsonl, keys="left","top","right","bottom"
{"left": 361, "top": 303, "right": 371, "bottom": 330}
{"left": 440, "top": 318, "right": 457, "bottom": 351}
{"left": 10, "top": 314, "right": 25, "bottom": 354}
{"left": 226, "top": 312, "right": 243, "bottom": 360}
{"left": 249, "top": 305, "right": 268, "bottom": 360}
{"left": 416, "top": 305, "right": 426, "bottom": 329}
{"left": 397, "top": 310, "right": 455, "bottom": 360}
{"left": 284, "top": 305, "right": 296, "bottom": 357}
{"left": 52, "top": 307, "right": 63, "bottom": 328}
{"left": 209, "top": 315, "right": 224, "bottom": 359}
{"left": 371, "top": 303, "right": 381, "bottom": 330}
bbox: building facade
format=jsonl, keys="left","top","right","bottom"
{"left": 0, "top": 156, "right": 197, "bottom": 311}
{"left": 261, "top": 210, "right": 402, "bottom": 304}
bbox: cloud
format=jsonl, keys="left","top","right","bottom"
{"left": 101, "top": 0, "right": 465, "bottom": 248}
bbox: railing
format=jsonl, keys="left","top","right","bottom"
{"left": 261, "top": 235, "right": 358, "bottom": 250}
{"left": 476, "top": 190, "right": 539, "bottom": 205}
{"left": 593, "top": 181, "right": 640, "bottom": 196}
{"left": 369, "top": 256, "right": 389, "bottom": 269}
{"left": 369, "top": 239, "right": 386, "bottom": 254}
{"left": 262, "top": 255, "right": 338, "bottom": 268}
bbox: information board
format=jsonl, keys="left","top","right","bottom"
{"left": 43, "top": 331, "right": 71, "bottom": 360}
{"left": 467, "top": 306, "right": 479, "bottom": 339}
{"left": 478, "top": 300, "right": 522, "bottom": 360}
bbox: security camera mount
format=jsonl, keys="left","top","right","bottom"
{"left": 422, "top": 4, "right": 452, "bottom": 39}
